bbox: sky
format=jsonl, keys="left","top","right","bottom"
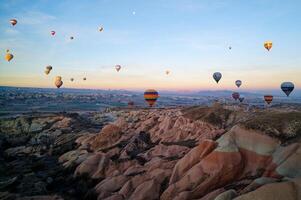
{"left": 0, "top": 0, "right": 301, "bottom": 92}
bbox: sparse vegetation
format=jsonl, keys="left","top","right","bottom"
{"left": 241, "top": 111, "right": 301, "bottom": 141}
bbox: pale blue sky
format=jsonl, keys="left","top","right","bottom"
{"left": 1, "top": 0, "right": 301, "bottom": 91}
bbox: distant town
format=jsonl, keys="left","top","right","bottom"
{"left": 1, "top": 86, "right": 301, "bottom": 116}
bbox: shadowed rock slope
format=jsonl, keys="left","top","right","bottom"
{"left": 56, "top": 105, "right": 301, "bottom": 200}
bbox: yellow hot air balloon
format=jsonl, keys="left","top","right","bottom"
{"left": 144, "top": 89, "right": 159, "bottom": 107}
{"left": 5, "top": 52, "right": 14, "bottom": 62}
{"left": 264, "top": 41, "right": 273, "bottom": 51}
{"left": 55, "top": 76, "right": 62, "bottom": 81}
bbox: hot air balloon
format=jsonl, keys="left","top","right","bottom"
{"left": 128, "top": 101, "right": 134, "bottom": 107}
{"left": 55, "top": 76, "right": 63, "bottom": 88}
{"left": 213, "top": 72, "right": 222, "bottom": 83}
{"left": 5, "top": 50, "right": 14, "bottom": 62}
{"left": 99, "top": 26, "right": 104, "bottom": 32}
{"left": 264, "top": 41, "right": 273, "bottom": 51}
{"left": 115, "top": 65, "right": 121, "bottom": 72}
{"left": 70, "top": 36, "right": 74, "bottom": 40}
{"left": 229, "top": 46, "right": 232, "bottom": 50}
{"left": 9, "top": 19, "right": 17, "bottom": 26}
{"left": 70, "top": 78, "right": 74, "bottom": 82}
{"left": 232, "top": 92, "right": 240, "bottom": 101}
{"left": 238, "top": 95, "right": 245, "bottom": 103}
{"left": 235, "top": 80, "right": 242, "bottom": 88}
{"left": 83, "top": 77, "right": 87, "bottom": 81}
{"left": 165, "top": 70, "right": 170, "bottom": 75}
{"left": 51, "top": 31, "right": 56, "bottom": 36}
{"left": 281, "top": 82, "right": 294, "bottom": 97}
{"left": 264, "top": 95, "right": 273, "bottom": 104}
{"left": 144, "top": 89, "right": 159, "bottom": 107}
{"left": 44, "top": 65, "right": 52, "bottom": 75}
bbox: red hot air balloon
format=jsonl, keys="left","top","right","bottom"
{"left": 264, "top": 95, "right": 273, "bottom": 105}
{"left": 144, "top": 89, "right": 159, "bottom": 107}
{"left": 10, "top": 19, "right": 17, "bottom": 26}
{"left": 232, "top": 92, "right": 240, "bottom": 101}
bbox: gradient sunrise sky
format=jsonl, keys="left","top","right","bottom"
{"left": 0, "top": 0, "right": 301, "bottom": 91}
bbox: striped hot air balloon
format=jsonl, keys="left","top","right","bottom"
{"left": 144, "top": 89, "right": 159, "bottom": 107}
{"left": 264, "top": 95, "right": 273, "bottom": 105}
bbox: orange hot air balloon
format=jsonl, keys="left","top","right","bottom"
{"left": 264, "top": 95, "right": 273, "bottom": 104}
{"left": 264, "top": 41, "right": 273, "bottom": 51}
{"left": 10, "top": 19, "right": 17, "bottom": 26}
{"left": 144, "top": 89, "right": 159, "bottom": 107}
{"left": 5, "top": 50, "right": 14, "bottom": 62}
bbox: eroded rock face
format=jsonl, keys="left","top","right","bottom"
{"left": 58, "top": 107, "right": 301, "bottom": 200}
{"left": 3, "top": 106, "right": 301, "bottom": 199}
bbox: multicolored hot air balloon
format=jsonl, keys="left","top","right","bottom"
{"left": 55, "top": 76, "right": 63, "bottom": 88}
{"left": 51, "top": 31, "right": 56, "bottom": 36}
{"left": 10, "top": 19, "right": 17, "bottom": 26}
{"left": 5, "top": 50, "right": 14, "bottom": 62}
{"left": 281, "top": 82, "right": 294, "bottom": 97}
{"left": 144, "top": 89, "right": 159, "bottom": 107}
{"left": 115, "top": 65, "right": 121, "bottom": 72}
{"left": 235, "top": 80, "right": 242, "bottom": 88}
{"left": 264, "top": 41, "right": 273, "bottom": 51}
{"left": 232, "top": 92, "right": 240, "bottom": 101}
{"left": 264, "top": 95, "right": 273, "bottom": 105}
{"left": 213, "top": 72, "right": 222, "bottom": 83}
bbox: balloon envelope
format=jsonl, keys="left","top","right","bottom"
{"left": 99, "top": 26, "right": 104, "bottom": 32}
{"left": 232, "top": 92, "right": 240, "bottom": 101}
{"left": 55, "top": 80, "right": 63, "bottom": 88}
{"left": 5, "top": 53, "right": 13, "bottom": 62}
{"left": 115, "top": 65, "right": 121, "bottom": 72}
{"left": 281, "top": 82, "right": 294, "bottom": 97}
{"left": 239, "top": 96, "right": 245, "bottom": 103}
{"left": 264, "top": 95, "right": 273, "bottom": 104}
{"left": 70, "top": 78, "right": 74, "bottom": 82}
{"left": 264, "top": 41, "right": 273, "bottom": 51}
{"left": 144, "top": 89, "right": 159, "bottom": 107}
{"left": 235, "top": 80, "right": 242, "bottom": 88}
{"left": 10, "top": 19, "right": 17, "bottom": 26}
{"left": 213, "top": 72, "right": 222, "bottom": 83}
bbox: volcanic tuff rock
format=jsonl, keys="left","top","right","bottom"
{"left": 58, "top": 106, "right": 301, "bottom": 200}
